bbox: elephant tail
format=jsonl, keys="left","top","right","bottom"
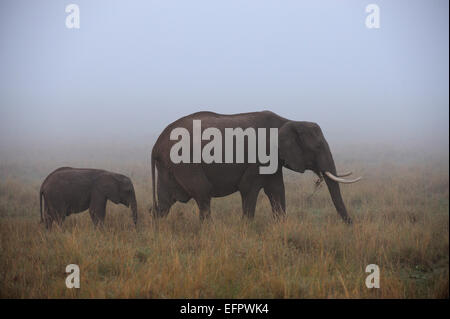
{"left": 151, "top": 150, "right": 157, "bottom": 214}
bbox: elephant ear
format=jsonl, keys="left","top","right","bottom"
{"left": 278, "top": 122, "right": 306, "bottom": 172}
{"left": 97, "top": 174, "right": 121, "bottom": 204}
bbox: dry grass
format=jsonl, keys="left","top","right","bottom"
{"left": 0, "top": 145, "right": 448, "bottom": 298}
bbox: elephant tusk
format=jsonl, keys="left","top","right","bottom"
{"left": 324, "top": 171, "right": 362, "bottom": 184}
{"left": 337, "top": 171, "right": 352, "bottom": 177}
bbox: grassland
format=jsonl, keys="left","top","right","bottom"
{"left": 0, "top": 144, "right": 448, "bottom": 298}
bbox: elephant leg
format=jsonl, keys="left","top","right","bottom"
{"left": 172, "top": 165, "right": 212, "bottom": 222}
{"left": 238, "top": 166, "right": 263, "bottom": 219}
{"left": 44, "top": 205, "right": 54, "bottom": 230}
{"left": 153, "top": 166, "right": 190, "bottom": 218}
{"left": 157, "top": 196, "right": 175, "bottom": 218}
{"left": 195, "top": 197, "right": 211, "bottom": 221}
{"left": 240, "top": 188, "right": 261, "bottom": 219}
{"left": 54, "top": 212, "right": 66, "bottom": 227}
{"left": 264, "top": 188, "right": 286, "bottom": 219}
{"left": 52, "top": 203, "right": 67, "bottom": 227}
{"left": 155, "top": 170, "right": 177, "bottom": 217}
{"left": 45, "top": 201, "right": 63, "bottom": 230}
{"left": 263, "top": 170, "right": 286, "bottom": 219}
{"left": 89, "top": 190, "right": 107, "bottom": 227}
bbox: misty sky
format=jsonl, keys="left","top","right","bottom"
{"left": 0, "top": 0, "right": 448, "bottom": 149}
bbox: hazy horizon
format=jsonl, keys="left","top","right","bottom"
{"left": 0, "top": 0, "right": 448, "bottom": 154}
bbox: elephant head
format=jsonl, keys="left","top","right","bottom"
{"left": 97, "top": 173, "right": 138, "bottom": 225}
{"left": 279, "top": 121, "right": 361, "bottom": 223}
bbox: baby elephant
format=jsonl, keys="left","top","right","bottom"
{"left": 40, "top": 167, "right": 138, "bottom": 229}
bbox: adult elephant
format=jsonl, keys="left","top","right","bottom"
{"left": 40, "top": 167, "right": 138, "bottom": 229}
{"left": 150, "top": 111, "right": 361, "bottom": 223}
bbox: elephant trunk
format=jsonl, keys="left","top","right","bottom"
{"left": 324, "top": 174, "right": 352, "bottom": 224}
{"left": 320, "top": 147, "right": 352, "bottom": 224}
{"left": 130, "top": 195, "right": 138, "bottom": 226}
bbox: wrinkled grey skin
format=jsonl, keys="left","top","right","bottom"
{"left": 151, "top": 111, "right": 352, "bottom": 224}
{"left": 40, "top": 167, "right": 138, "bottom": 229}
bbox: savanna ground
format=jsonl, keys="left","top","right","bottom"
{"left": 0, "top": 143, "right": 448, "bottom": 298}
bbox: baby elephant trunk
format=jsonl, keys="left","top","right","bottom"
{"left": 130, "top": 196, "right": 138, "bottom": 226}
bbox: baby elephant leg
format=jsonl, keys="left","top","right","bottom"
{"left": 89, "top": 190, "right": 107, "bottom": 227}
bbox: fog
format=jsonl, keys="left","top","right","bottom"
{"left": 0, "top": 0, "right": 448, "bottom": 157}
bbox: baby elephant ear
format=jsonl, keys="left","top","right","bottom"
{"left": 97, "top": 175, "right": 121, "bottom": 204}
{"left": 278, "top": 122, "right": 306, "bottom": 173}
